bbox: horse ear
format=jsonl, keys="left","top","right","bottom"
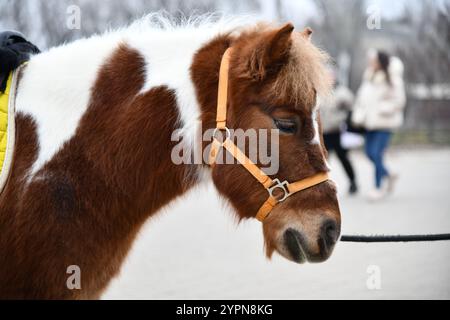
{"left": 249, "top": 23, "right": 294, "bottom": 81}
{"left": 301, "top": 27, "right": 313, "bottom": 41}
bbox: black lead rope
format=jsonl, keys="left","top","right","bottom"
{"left": 340, "top": 234, "right": 450, "bottom": 243}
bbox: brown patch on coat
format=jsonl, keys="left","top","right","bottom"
{"left": 0, "top": 44, "right": 197, "bottom": 299}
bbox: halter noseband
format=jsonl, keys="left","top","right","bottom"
{"left": 208, "top": 48, "right": 330, "bottom": 222}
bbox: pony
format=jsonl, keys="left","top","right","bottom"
{"left": 0, "top": 14, "right": 341, "bottom": 299}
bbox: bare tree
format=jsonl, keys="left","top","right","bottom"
{"left": 398, "top": 1, "right": 450, "bottom": 84}
{"left": 308, "top": 0, "right": 450, "bottom": 89}
{"left": 308, "top": 0, "right": 366, "bottom": 89}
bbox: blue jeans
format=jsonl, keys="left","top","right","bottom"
{"left": 365, "top": 131, "right": 392, "bottom": 189}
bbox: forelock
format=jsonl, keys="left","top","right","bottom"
{"left": 271, "top": 32, "right": 332, "bottom": 109}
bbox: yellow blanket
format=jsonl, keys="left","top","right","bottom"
{"left": 0, "top": 67, "right": 20, "bottom": 194}
{"left": 0, "top": 72, "right": 12, "bottom": 175}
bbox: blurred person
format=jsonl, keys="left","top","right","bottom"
{"left": 352, "top": 50, "right": 406, "bottom": 201}
{"left": 321, "top": 70, "right": 358, "bottom": 195}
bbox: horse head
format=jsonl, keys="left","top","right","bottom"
{"left": 193, "top": 23, "right": 341, "bottom": 263}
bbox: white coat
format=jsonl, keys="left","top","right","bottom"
{"left": 352, "top": 57, "right": 406, "bottom": 131}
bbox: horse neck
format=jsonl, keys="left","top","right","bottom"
{"left": 15, "top": 29, "right": 230, "bottom": 226}
{"left": 16, "top": 21, "right": 247, "bottom": 229}
{"left": 80, "top": 34, "right": 221, "bottom": 223}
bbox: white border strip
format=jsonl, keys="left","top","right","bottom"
{"left": 0, "top": 65, "right": 23, "bottom": 194}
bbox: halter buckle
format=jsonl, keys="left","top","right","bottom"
{"left": 268, "top": 179, "right": 290, "bottom": 203}
{"left": 212, "top": 127, "right": 231, "bottom": 142}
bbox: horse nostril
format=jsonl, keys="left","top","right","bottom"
{"left": 283, "top": 228, "right": 305, "bottom": 263}
{"left": 320, "top": 220, "right": 338, "bottom": 253}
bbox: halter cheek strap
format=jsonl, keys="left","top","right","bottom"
{"left": 209, "top": 48, "right": 329, "bottom": 222}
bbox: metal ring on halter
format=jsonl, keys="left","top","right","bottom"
{"left": 212, "top": 127, "right": 231, "bottom": 142}
{"left": 268, "top": 179, "right": 290, "bottom": 203}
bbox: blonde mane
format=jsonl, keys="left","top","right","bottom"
{"left": 273, "top": 32, "right": 332, "bottom": 107}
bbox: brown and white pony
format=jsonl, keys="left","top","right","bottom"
{"left": 0, "top": 15, "right": 341, "bottom": 299}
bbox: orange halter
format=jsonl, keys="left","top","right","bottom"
{"left": 208, "top": 48, "right": 329, "bottom": 222}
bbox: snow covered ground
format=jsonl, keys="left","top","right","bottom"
{"left": 103, "top": 147, "right": 450, "bottom": 300}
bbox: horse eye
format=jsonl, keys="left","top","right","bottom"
{"left": 274, "top": 118, "right": 297, "bottom": 134}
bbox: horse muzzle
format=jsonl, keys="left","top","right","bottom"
{"left": 282, "top": 218, "right": 340, "bottom": 264}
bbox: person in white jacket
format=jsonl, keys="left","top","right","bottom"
{"left": 352, "top": 50, "right": 406, "bottom": 200}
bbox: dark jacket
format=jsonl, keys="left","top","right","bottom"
{"left": 0, "top": 31, "right": 40, "bottom": 92}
